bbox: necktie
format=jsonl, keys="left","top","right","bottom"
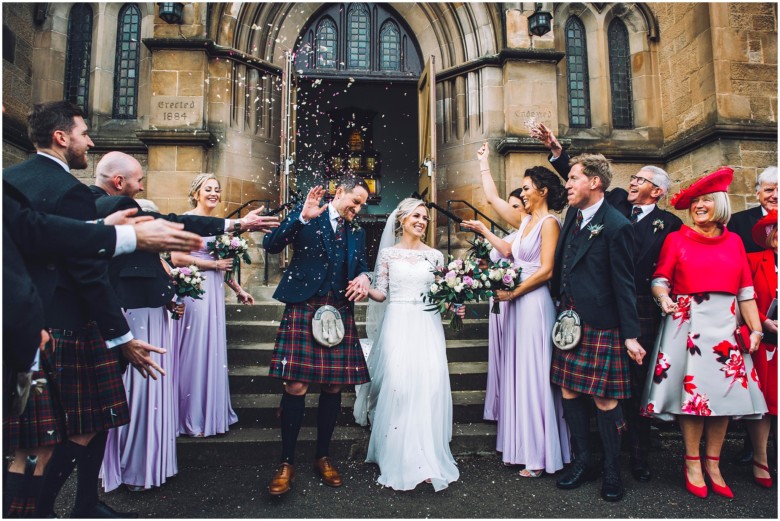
{"left": 630, "top": 206, "right": 642, "bottom": 223}
{"left": 335, "top": 216, "right": 345, "bottom": 241}
{"left": 573, "top": 210, "right": 583, "bottom": 235}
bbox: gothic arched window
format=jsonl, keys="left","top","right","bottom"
{"left": 113, "top": 4, "right": 141, "bottom": 119}
{"left": 316, "top": 18, "right": 337, "bottom": 69}
{"left": 565, "top": 16, "right": 590, "bottom": 128}
{"left": 379, "top": 21, "right": 400, "bottom": 71}
{"left": 347, "top": 3, "right": 370, "bottom": 70}
{"left": 608, "top": 18, "right": 634, "bottom": 129}
{"left": 64, "top": 4, "right": 93, "bottom": 114}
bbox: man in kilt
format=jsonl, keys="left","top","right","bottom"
{"left": 4, "top": 101, "right": 167, "bottom": 518}
{"left": 549, "top": 153, "right": 646, "bottom": 502}
{"left": 533, "top": 125, "right": 683, "bottom": 482}
{"left": 262, "top": 178, "right": 372, "bottom": 496}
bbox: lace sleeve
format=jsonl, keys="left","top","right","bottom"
{"left": 430, "top": 249, "right": 445, "bottom": 269}
{"left": 373, "top": 248, "right": 390, "bottom": 297}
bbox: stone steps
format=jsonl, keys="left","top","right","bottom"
{"left": 178, "top": 300, "right": 497, "bottom": 463}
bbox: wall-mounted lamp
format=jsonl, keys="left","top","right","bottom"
{"left": 528, "top": 3, "right": 552, "bottom": 37}
{"left": 158, "top": 2, "right": 184, "bottom": 24}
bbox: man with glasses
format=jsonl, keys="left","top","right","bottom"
{"left": 533, "top": 123, "right": 682, "bottom": 483}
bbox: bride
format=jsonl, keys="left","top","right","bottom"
{"left": 354, "top": 198, "right": 463, "bottom": 491}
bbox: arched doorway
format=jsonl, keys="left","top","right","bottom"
{"left": 292, "top": 3, "right": 424, "bottom": 265}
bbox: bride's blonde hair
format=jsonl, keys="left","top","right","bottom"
{"left": 394, "top": 198, "right": 429, "bottom": 237}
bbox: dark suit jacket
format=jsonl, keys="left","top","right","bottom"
{"left": 548, "top": 150, "right": 631, "bottom": 215}
{"left": 4, "top": 155, "right": 129, "bottom": 339}
{"left": 92, "top": 188, "right": 227, "bottom": 310}
{"left": 551, "top": 199, "right": 641, "bottom": 339}
{"left": 632, "top": 207, "right": 683, "bottom": 295}
{"left": 729, "top": 206, "right": 764, "bottom": 254}
{"left": 2, "top": 181, "right": 117, "bottom": 370}
{"left": 263, "top": 205, "right": 369, "bottom": 304}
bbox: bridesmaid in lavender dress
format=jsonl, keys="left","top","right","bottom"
{"left": 474, "top": 149, "right": 528, "bottom": 422}
{"left": 463, "top": 143, "right": 570, "bottom": 477}
{"left": 171, "top": 174, "right": 255, "bottom": 437}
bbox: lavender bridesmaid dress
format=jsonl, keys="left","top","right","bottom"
{"left": 101, "top": 308, "right": 178, "bottom": 491}
{"left": 496, "top": 215, "right": 570, "bottom": 473}
{"left": 173, "top": 237, "right": 238, "bottom": 437}
{"left": 483, "top": 231, "right": 517, "bottom": 422}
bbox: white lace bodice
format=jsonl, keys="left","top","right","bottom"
{"left": 373, "top": 247, "right": 443, "bottom": 303}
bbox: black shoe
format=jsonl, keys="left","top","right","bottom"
{"left": 734, "top": 447, "right": 754, "bottom": 466}
{"left": 70, "top": 501, "right": 139, "bottom": 519}
{"left": 630, "top": 456, "right": 652, "bottom": 482}
{"left": 556, "top": 460, "right": 599, "bottom": 490}
{"left": 601, "top": 468, "right": 625, "bottom": 502}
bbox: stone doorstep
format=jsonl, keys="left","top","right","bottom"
{"left": 228, "top": 361, "right": 489, "bottom": 378}
{"left": 230, "top": 389, "right": 488, "bottom": 409}
{"left": 227, "top": 339, "right": 489, "bottom": 352}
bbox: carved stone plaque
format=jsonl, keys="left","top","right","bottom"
{"left": 150, "top": 96, "right": 203, "bottom": 127}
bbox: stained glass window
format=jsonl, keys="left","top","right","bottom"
{"left": 565, "top": 16, "right": 590, "bottom": 128}
{"left": 347, "top": 3, "right": 369, "bottom": 70}
{"left": 608, "top": 18, "right": 634, "bottom": 129}
{"left": 64, "top": 4, "right": 93, "bottom": 114}
{"left": 113, "top": 4, "right": 141, "bottom": 119}
{"left": 316, "top": 18, "right": 337, "bottom": 69}
{"left": 380, "top": 21, "right": 400, "bottom": 71}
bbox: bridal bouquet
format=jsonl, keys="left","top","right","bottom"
{"left": 485, "top": 259, "right": 521, "bottom": 314}
{"left": 423, "top": 256, "right": 492, "bottom": 331}
{"left": 208, "top": 234, "right": 251, "bottom": 282}
{"left": 169, "top": 265, "right": 206, "bottom": 320}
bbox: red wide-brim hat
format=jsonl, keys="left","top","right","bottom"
{"left": 751, "top": 209, "right": 778, "bottom": 248}
{"left": 671, "top": 167, "right": 734, "bottom": 210}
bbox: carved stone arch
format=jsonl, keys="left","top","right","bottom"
{"left": 602, "top": 3, "right": 656, "bottom": 45}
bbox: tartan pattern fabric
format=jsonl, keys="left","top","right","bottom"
{"left": 268, "top": 293, "right": 370, "bottom": 385}
{"left": 3, "top": 342, "right": 64, "bottom": 450}
{"left": 5, "top": 494, "right": 37, "bottom": 517}
{"left": 551, "top": 305, "right": 631, "bottom": 399}
{"left": 334, "top": 216, "right": 345, "bottom": 241}
{"left": 52, "top": 323, "right": 130, "bottom": 434}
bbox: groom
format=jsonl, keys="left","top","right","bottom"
{"left": 262, "top": 176, "right": 372, "bottom": 496}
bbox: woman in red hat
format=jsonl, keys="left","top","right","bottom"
{"left": 740, "top": 209, "right": 777, "bottom": 488}
{"left": 641, "top": 167, "right": 768, "bottom": 499}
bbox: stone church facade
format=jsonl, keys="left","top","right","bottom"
{"left": 3, "top": 2, "right": 777, "bottom": 284}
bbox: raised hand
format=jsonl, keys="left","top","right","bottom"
{"left": 460, "top": 219, "right": 489, "bottom": 236}
{"left": 477, "top": 141, "right": 490, "bottom": 163}
{"left": 119, "top": 339, "right": 166, "bottom": 379}
{"left": 134, "top": 219, "right": 204, "bottom": 253}
{"left": 530, "top": 123, "right": 563, "bottom": 157}
{"left": 241, "top": 206, "right": 280, "bottom": 233}
{"left": 301, "top": 185, "right": 329, "bottom": 222}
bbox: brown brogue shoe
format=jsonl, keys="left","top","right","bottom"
{"left": 313, "top": 457, "right": 343, "bottom": 487}
{"left": 268, "top": 463, "right": 294, "bottom": 496}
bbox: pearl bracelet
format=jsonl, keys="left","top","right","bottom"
{"left": 750, "top": 330, "right": 764, "bottom": 338}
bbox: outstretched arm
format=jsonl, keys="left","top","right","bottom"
{"left": 476, "top": 142, "right": 525, "bottom": 229}
{"left": 460, "top": 219, "right": 513, "bottom": 258}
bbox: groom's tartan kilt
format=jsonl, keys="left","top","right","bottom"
{"left": 269, "top": 292, "right": 370, "bottom": 385}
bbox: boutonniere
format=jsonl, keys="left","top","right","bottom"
{"left": 652, "top": 219, "right": 664, "bottom": 234}
{"left": 349, "top": 217, "right": 362, "bottom": 232}
{"left": 586, "top": 223, "right": 604, "bottom": 240}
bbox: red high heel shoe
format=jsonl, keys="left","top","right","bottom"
{"left": 753, "top": 461, "right": 773, "bottom": 489}
{"left": 703, "top": 455, "right": 734, "bottom": 498}
{"left": 684, "top": 455, "right": 708, "bottom": 498}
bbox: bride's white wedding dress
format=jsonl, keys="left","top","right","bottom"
{"left": 354, "top": 246, "right": 459, "bottom": 491}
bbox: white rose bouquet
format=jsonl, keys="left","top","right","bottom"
{"left": 423, "top": 255, "right": 492, "bottom": 331}
{"left": 169, "top": 265, "right": 206, "bottom": 319}
{"left": 485, "top": 259, "right": 521, "bottom": 314}
{"left": 207, "top": 234, "right": 251, "bottom": 282}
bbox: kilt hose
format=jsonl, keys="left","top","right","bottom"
{"left": 4, "top": 341, "right": 65, "bottom": 451}
{"left": 551, "top": 303, "right": 631, "bottom": 400}
{"left": 5, "top": 323, "right": 130, "bottom": 451}
{"left": 269, "top": 293, "right": 370, "bottom": 385}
